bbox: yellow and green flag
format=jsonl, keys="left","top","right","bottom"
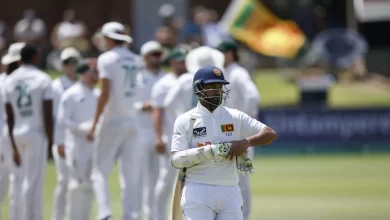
{"left": 219, "top": 0, "right": 307, "bottom": 59}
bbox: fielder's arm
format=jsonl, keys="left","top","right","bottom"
{"left": 151, "top": 83, "right": 168, "bottom": 153}
{"left": 152, "top": 108, "right": 164, "bottom": 140}
{"left": 43, "top": 79, "right": 54, "bottom": 149}
{"left": 89, "top": 78, "right": 110, "bottom": 137}
{"left": 5, "top": 103, "right": 18, "bottom": 154}
{"left": 43, "top": 100, "right": 54, "bottom": 149}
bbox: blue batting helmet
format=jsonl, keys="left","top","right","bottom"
{"left": 193, "top": 65, "right": 229, "bottom": 93}
{"left": 192, "top": 65, "right": 230, "bottom": 107}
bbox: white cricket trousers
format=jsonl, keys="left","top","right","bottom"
{"left": 238, "top": 147, "right": 254, "bottom": 220}
{"left": 138, "top": 128, "right": 160, "bottom": 220}
{"left": 2, "top": 131, "right": 23, "bottom": 220}
{"left": 52, "top": 144, "right": 69, "bottom": 220}
{"left": 14, "top": 132, "right": 47, "bottom": 220}
{"left": 92, "top": 125, "right": 142, "bottom": 220}
{"left": 66, "top": 138, "right": 94, "bottom": 220}
{"left": 181, "top": 182, "right": 243, "bottom": 220}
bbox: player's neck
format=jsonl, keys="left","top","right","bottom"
{"left": 224, "top": 60, "right": 234, "bottom": 68}
{"left": 22, "top": 63, "right": 36, "bottom": 68}
{"left": 81, "top": 80, "right": 94, "bottom": 89}
{"left": 199, "top": 100, "right": 217, "bottom": 113}
{"left": 172, "top": 70, "right": 184, "bottom": 77}
{"left": 146, "top": 66, "right": 161, "bottom": 75}
{"left": 64, "top": 73, "right": 78, "bottom": 81}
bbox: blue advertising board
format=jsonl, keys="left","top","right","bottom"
{"left": 257, "top": 107, "right": 390, "bottom": 154}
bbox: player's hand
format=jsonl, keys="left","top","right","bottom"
{"left": 87, "top": 126, "right": 95, "bottom": 141}
{"left": 155, "top": 139, "right": 166, "bottom": 154}
{"left": 142, "top": 100, "right": 153, "bottom": 112}
{"left": 228, "top": 139, "right": 250, "bottom": 160}
{"left": 13, "top": 150, "right": 21, "bottom": 167}
{"left": 58, "top": 145, "right": 66, "bottom": 158}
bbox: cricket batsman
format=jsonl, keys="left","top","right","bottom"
{"left": 87, "top": 21, "right": 142, "bottom": 220}
{"left": 134, "top": 41, "right": 166, "bottom": 220}
{"left": 0, "top": 42, "right": 25, "bottom": 220}
{"left": 51, "top": 47, "right": 81, "bottom": 220}
{"left": 171, "top": 65, "right": 276, "bottom": 219}
{"left": 56, "top": 61, "right": 99, "bottom": 220}
{"left": 3, "top": 44, "right": 54, "bottom": 220}
{"left": 151, "top": 45, "right": 189, "bottom": 220}
{"left": 216, "top": 40, "right": 261, "bottom": 220}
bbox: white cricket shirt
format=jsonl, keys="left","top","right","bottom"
{"left": 171, "top": 102, "right": 267, "bottom": 186}
{"left": 151, "top": 73, "right": 179, "bottom": 139}
{"left": 0, "top": 73, "right": 7, "bottom": 136}
{"left": 3, "top": 65, "right": 52, "bottom": 136}
{"left": 57, "top": 82, "right": 100, "bottom": 149}
{"left": 163, "top": 72, "right": 198, "bottom": 119}
{"left": 98, "top": 46, "right": 141, "bottom": 127}
{"left": 52, "top": 75, "right": 77, "bottom": 145}
{"left": 134, "top": 69, "right": 165, "bottom": 130}
{"left": 223, "top": 63, "right": 260, "bottom": 117}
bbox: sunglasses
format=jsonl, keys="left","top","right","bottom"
{"left": 149, "top": 52, "right": 163, "bottom": 57}
{"left": 63, "top": 58, "right": 79, "bottom": 65}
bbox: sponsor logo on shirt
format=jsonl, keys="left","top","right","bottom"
{"left": 221, "top": 123, "right": 234, "bottom": 132}
{"left": 193, "top": 127, "right": 207, "bottom": 138}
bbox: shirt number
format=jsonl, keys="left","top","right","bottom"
{"left": 15, "top": 83, "right": 33, "bottom": 117}
{"left": 122, "top": 65, "right": 137, "bottom": 97}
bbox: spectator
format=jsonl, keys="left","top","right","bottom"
{"left": 14, "top": 9, "right": 46, "bottom": 45}
{"left": 51, "top": 9, "right": 89, "bottom": 53}
{"left": 182, "top": 6, "right": 208, "bottom": 47}
{"left": 202, "top": 9, "right": 231, "bottom": 48}
{"left": 155, "top": 26, "right": 177, "bottom": 63}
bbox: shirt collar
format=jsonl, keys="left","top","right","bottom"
{"left": 20, "top": 64, "right": 37, "bottom": 70}
{"left": 196, "top": 101, "right": 222, "bottom": 116}
{"left": 79, "top": 81, "right": 94, "bottom": 92}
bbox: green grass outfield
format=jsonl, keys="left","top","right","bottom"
{"left": 1, "top": 154, "right": 390, "bottom": 220}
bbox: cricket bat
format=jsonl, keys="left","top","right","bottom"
{"left": 172, "top": 117, "right": 196, "bottom": 220}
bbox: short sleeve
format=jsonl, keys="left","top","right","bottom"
{"left": 151, "top": 83, "right": 166, "bottom": 108}
{"left": 238, "top": 110, "right": 267, "bottom": 138}
{"left": 0, "top": 85, "right": 5, "bottom": 104}
{"left": 97, "top": 54, "right": 114, "bottom": 80}
{"left": 43, "top": 78, "right": 53, "bottom": 100}
{"left": 171, "top": 115, "right": 190, "bottom": 152}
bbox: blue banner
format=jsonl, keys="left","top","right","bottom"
{"left": 258, "top": 108, "right": 390, "bottom": 142}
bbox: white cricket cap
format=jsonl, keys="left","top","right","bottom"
{"left": 60, "top": 47, "right": 81, "bottom": 61}
{"left": 140, "top": 41, "right": 162, "bottom": 56}
{"left": 101, "top": 22, "right": 132, "bottom": 43}
{"left": 185, "top": 46, "right": 225, "bottom": 73}
{"left": 1, "top": 42, "right": 26, "bottom": 65}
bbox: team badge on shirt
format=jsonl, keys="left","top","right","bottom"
{"left": 221, "top": 124, "right": 234, "bottom": 132}
{"left": 193, "top": 127, "right": 207, "bottom": 138}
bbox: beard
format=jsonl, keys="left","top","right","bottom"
{"left": 204, "top": 96, "right": 222, "bottom": 106}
